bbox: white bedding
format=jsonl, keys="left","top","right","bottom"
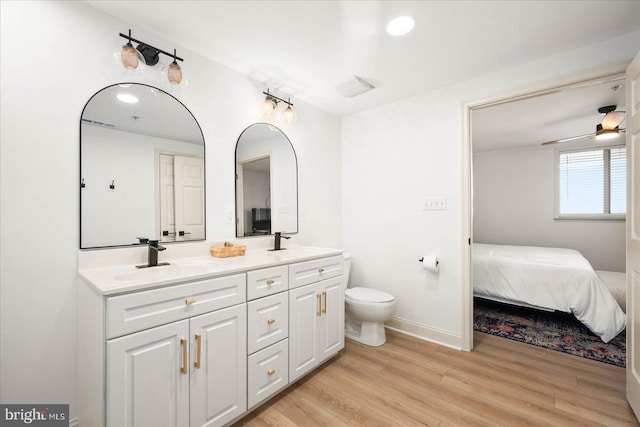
{"left": 473, "top": 243, "right": 626, "bottom": 343}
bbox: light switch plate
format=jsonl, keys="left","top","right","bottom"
{"left": 423, "top": 197, "right": 447, "bottom": 210}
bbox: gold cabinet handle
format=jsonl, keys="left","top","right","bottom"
{"left": 180, "top": 338, "right": 188, "bottom": 374}
{"left": 194, "top": 334, "right": 201, "bottom": 369}
{"left": 322, "top": 291, "right": 327, "bottom": 314}
{"left": 318, "top": 268, "right": 325, "bottom": 273}
{"left": 185, "top": 297, "right": 196, "bottom": 305}
{"left": 317, "top": 294, "right": 321, "bottom": 316}
{"left": 267, "top": 318, "right": 276, "bottom": 325}
{"left": 267, "top": 369, "right": 276, "bottom": 376}
{"left": 266, "top": 279, "right": 275, "bottom": 285}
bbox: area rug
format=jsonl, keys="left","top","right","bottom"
{"left": 473, "top": 298, "right": 626, "bottom": 367}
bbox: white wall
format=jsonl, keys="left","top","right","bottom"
{"left": 473, "top": 146, "right": 625, "bottom": 272}
{"left": 0, "top": 1, "right": 342, "bottom": 420}
{"left": 342, "top": 31, "right": 640, "bottom": 347}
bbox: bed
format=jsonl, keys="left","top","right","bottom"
{"left": 473, "top": 243, "right": 626, "bottom": 343}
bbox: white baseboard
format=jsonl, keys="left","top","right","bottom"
{"left": 385, "top": 316, "right": 462, "bottom": 350}
{"left": 69, "top": 417, "right": 78, "bottom": 427}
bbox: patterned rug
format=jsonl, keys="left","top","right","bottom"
{"left": 473, "top": 298, "right": 626, "bottom": 367}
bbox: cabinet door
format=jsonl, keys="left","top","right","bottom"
{"left": 107, "top": 320, "right": 190, "bottom": 427}
{"left": 288, "top": 283, "right": 320, "bottom": 382}
{"left": 318, "top": 277, "right": 344, "bottom": 362}
{"left": 190, "top": 304, "right": 247, "bottom": 427}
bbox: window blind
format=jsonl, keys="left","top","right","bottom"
{"left": 558, "top": 146, "right": 626, "bottom": 216}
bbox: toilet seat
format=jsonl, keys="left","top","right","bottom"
{"left": 345, "top": 287, "right": 395, "bottom": 303}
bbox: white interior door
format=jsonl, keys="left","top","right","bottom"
{"left": 159, "top": 154, "right": 176, "bottom": 238}
{"left": 174, "top": 156, "right": 205, "bottom": 240}
{"left": 626, "top": 50, "right": 640, "bottom": 419}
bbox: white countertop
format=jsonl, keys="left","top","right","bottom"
{"left": 79, "top": 246, "right": 343, "bottom": 296}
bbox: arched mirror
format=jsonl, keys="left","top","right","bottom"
{"left": 235, "top": 123, "right": 298, "bottom": 237}
{"left": 80, "top": 83, "right": 205, "bottom": 248}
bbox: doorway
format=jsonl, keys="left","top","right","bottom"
{"left": 463, "top": 72, "right": 628, "bottom": 351}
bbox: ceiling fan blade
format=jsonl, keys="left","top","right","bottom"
{"left": 541, "top": 133, "right": 594, "bottom": 146}
{"left": 601, "top": 111, "right": 625, "bottom": 130}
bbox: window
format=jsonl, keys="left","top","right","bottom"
{"left": 557, "top": 146, "right": 626, "bottom": 219}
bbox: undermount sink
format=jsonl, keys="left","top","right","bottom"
{"left": 114, "top": 263, "right": 211, "bottom": 282}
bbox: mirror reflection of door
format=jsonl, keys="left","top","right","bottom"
{"left": 236, "top": 156, "right": 271, "bottom": 236}
{"left": 235, "top": 123, "right": 298, "bottom": 238}
{"left": 159, "top": 153, "right": 205, "bottom": 241}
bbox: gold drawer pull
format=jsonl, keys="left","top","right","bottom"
{"left": 180, "top": 338, "right": 188, "bottom": 375}
{"left": 322, "top": 291, "right": 327, "bottom": 314}
{"left": 318, "top": 268, "right": 325, "bottom": 273}
{"left": 185, "top": 297, "right": 196, "bottom": 305}
{"left": 267, "top": 369, "right": 276, "bottom": 376}
{"left": 267, "top": 318, "right": 276, "bottom": 325}
{"left": 194, "top": 334, "right": 202, "bottom": 369}
{"left": 266, "top": 279, "right": 275, "bottom": 285}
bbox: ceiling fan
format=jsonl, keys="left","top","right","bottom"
{"left": 541, "top": 105, "right": 626, "bottom": 145}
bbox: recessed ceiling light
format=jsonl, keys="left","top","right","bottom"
{"left": 386, "top": 16, "right": 415, "bottom": 36}
{"left": 117, "top": 93, "right": 138, "bottom": 103}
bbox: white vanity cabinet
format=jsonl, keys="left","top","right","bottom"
{"left": 78, "top": 248, "right": 345, "bottom": 427}
{"left": 106, "top": 303, "right": 246, "bottom": 427}
{"left": 288, "top": 256, "right": 344, "bottom": 382}
{"left": 79, "top": 273, "right": 247, "bottom": 427}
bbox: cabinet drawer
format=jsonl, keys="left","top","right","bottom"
{"left": 247, "top": 339, "right": 288, "bottom": 409}
{"left": 288, "top": 256, "right": 343, "bottom": 289}
{"left": 106, "top": 274, "right": 246, "bottom": 339}
{"left": 247, "top": 265, "right": 289, "bottom": 300}
{"left": 247, "top": 292, "right": 289, "bottom": 354}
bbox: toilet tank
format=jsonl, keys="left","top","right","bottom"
{"left": 342, "top": 252, "right": 352, "bottom": 290}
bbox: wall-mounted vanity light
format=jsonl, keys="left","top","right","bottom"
{"left": 118, "top": 29, "right": 185, "bottom": 85}
{"left": 262, "top": 89, "right": 297, "bottom": 125}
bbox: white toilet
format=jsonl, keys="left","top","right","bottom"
{"left": 342, "top": 253, "right": 396, "bottom": 347}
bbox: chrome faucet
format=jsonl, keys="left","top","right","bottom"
{"left": 136, "top": 238, "right": 170, "bottom": 268}
{"left": 271, "top": 232, "right": 291, "bottom": 251}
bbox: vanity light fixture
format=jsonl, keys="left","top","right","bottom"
{"left": 118, "top": 30, "right": 185, "bottom": 85}
{"left": 262, "top": 89, "right": 296, "bottom": 124}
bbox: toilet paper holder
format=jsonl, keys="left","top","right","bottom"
{"left": 418, "top": 257, "right": 438, "bottom": 265}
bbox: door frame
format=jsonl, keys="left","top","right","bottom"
{"left": 461, "top": 71, "right": 627, "bottom": 351}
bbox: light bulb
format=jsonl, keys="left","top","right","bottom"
{"left": 121, "top": 43, "right": 139, "bottom": 69}
{"left": 283, "top": 105, "right": 297, "bottom": 125}
{"left": 263, "top": 98, "right": 277, "bottom": 118}
{"left": 167, "top": 61, "right": 182, "bottom": 85}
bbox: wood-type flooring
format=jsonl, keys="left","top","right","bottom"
{"left": 234, "top": 330, "right": 638, "bottom": 426}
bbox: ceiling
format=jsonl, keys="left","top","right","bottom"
{"left": 84, "top": 1, "right": 640, "bottom": 117}
{"left": 472, "top": 76, "right": 627, "bottom": 152}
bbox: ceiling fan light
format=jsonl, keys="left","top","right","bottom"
{"left": 595, "top": 128, "right": 619, "bottom": 140}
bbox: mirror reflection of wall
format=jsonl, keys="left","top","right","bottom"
{"left": 235, "top": 124, "right": 298, "bottom": 237}
{"left": 80, "top": 83, "right": 205, "bottom": 248}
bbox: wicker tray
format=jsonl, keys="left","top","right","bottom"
{"left": 210, "top": 243, "right": 246, "bottom": 258}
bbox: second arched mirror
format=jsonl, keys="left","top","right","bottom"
{"left": 235, "top": 123, "right": 298, "bottom": 237}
